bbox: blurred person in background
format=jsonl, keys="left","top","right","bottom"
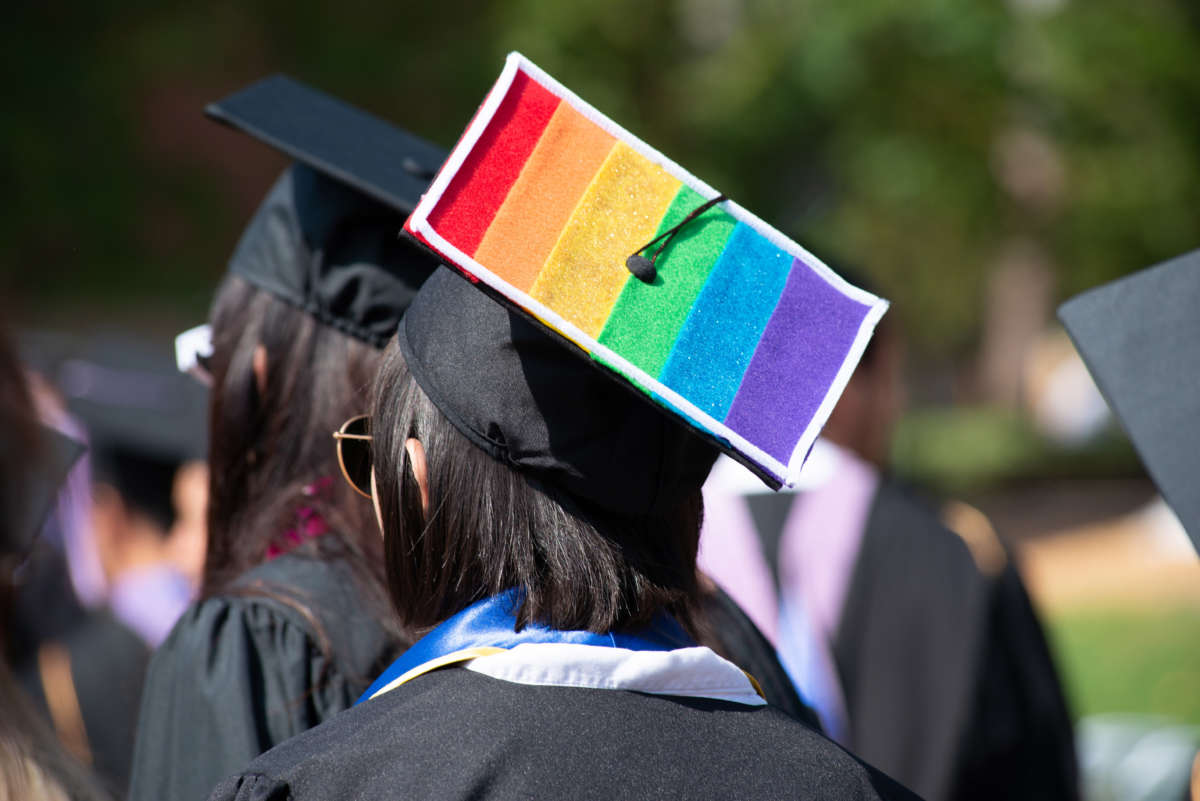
{"left": 8, "top": 340, "right": 207, "bottom": 797}
{"left": 126, "top": 76, "right": 445, "bottom": 801}
{"left": 0, "top": 322, "right": 110, "bottom": 801}
{"left": 700, "top": 294, "right": 1078, "bottom": 801}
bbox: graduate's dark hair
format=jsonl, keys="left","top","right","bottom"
{"left": 371, "top": 342, "right": 704, "bottom": 634}
{"left": 201, "top": 275, "right": 388, "bottom": 611}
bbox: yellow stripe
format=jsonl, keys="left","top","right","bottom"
{"left": 530, "top": 142, "right": 682, "bottom": 340}
{"left": 368, "top": 647, "right": 508, "bottom": 701}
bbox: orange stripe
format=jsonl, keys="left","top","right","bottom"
{"left": 473, "top": 103, "right": 616, "bottom": 293}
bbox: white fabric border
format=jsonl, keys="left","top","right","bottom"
{"left": 408, "top": 51, "right": 889, "bottom": 488}
{"left": 463, "top": 642, "right": 767, "bottom": 706}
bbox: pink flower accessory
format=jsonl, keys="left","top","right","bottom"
{"left": 266, "top": 477, "right": 334, "bottom": 559}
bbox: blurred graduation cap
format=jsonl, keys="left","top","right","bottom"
{"left": 1058, "top": 249, "right": 1200, "bottom": 554}
{"left": 402, "top": 53, "right": 888, "bottom": 492}
{"left": 26, "top": 334, "right": 209, "bottom": 533}
{"left": 204, "top": 75, "right": 448, "bottom": 347}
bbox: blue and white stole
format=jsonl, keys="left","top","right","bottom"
{"left": 358, "top": 590, "right": 764, "bottom": 705}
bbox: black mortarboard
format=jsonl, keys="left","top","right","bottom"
{"left": 49, "top": 337, "right": 209, "bottom": 532}
{"left": 206, "top": 75, "right": 447, "bottom": 347}
{"left": 398, "top": 267, "right": 719, "bottom": 518}
{"left": 1058, "top": 249, "right": 1200, "bottom": 553}
{"left": 390, "top": 54, "right": 888, "bottom": 515}
{"left": 402, "top": 54, "right": 886, "bottom": 489}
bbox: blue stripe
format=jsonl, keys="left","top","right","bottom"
{"left": 357, "top": 589, "right": 695, "bottom": 703}
{"left": 657, "top": 223, "right": 792, "bottom": 421}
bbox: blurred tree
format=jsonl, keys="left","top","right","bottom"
{"left": 2, "top": 0, "right": 1198, "bottom": 374}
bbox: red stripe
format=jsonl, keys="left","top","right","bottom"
{"left": 427, "top": 70, "right": 560, "bottom": 256}
{"left": 401, "top": 218, "right": 479, "bottom": 283}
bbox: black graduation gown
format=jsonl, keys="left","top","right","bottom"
{"left": 832, "top": 480, "right": 1078, "bottom": 801}
{"left": 127, "top": 548, "right": 404, "bottom": 801}
{"left": 701, "top": 586, "right": 824, "bottom": 731}
{"left": 18, "top": 608, "right": 149, "bottom": 797}
{"left": 6, "top": 541, "right": 89, "bottom": 666}
{"left": 10, "top": 542, "right": 147, "bottom": 796}
{"left": 209, "top": 665, "right": 924, "bottom": 801}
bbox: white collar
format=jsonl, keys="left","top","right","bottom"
{"left": 463, "top": 643, "right": 766, "bottom": 706}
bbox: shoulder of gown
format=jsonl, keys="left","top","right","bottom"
{"left": 832, "top": 479, "right": 991, "bottom": 800}
{"left": 946, "top": 559, "right": 1080, "bottom": 801}
{"left": 127, "top": 549, "right": 403, "bottom": 801}
{"left": 835, "top": 479, "right": 1077, "bottom": 801}
{"left": 209, "top": 667, "right": 925, "bottom": 801}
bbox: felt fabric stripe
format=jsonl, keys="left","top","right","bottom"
{"left": 658, "top": 223, "right": 792, "bottom": 420}
{"left": 530, "top": 143, "right": 681, "bottom": 339}
{"left": 724, "top": 262, "right": 875, "bottom": 462}
{"left": 473, "top": 103, "right": 617, "bottom": 293}
{"left": 426, "top": 71, "right": 560, "bottom": 256}
{"left": 598, "top": 186, "right": 737, "bottom": 376}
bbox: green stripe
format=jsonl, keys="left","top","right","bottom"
{"left": 590, "top": 350, "right": 652, "bottom": 396}
{"left": 597, "top": 185, "right": 737, "bottom": 377}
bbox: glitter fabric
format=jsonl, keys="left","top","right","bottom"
{"left": 599, "top": 185, "right": 737, "bottom": 376}
{"left": 658, "top": 223, "right": 792, "bottom": 420}
{"left": 724, "top": 261, "right": 874, "bottom": 461}
{"left": 426, "top": 71, "right": 559, "bottom": 255}
{"left": 529, "top": 142, "right": 681, "bottom": 339}
{"left": 473, "top": 102, "right": 616, "bottom": 293}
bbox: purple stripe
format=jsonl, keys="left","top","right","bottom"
{"left": 723, "top": 259, "right": 873, "bottom": 463}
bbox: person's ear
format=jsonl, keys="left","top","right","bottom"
{"left": 252, "top": 344, "right": 268, "bottom": 398}
{"left": 404, "top": 438, "right": 430, "bottom": 517}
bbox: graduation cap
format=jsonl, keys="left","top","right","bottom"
{"left": 402, "top": 53, "right": 888, "bottom": 490}
{"left": 205, "top": 75, "right": 448, "bottom": 347}
{"left": 1058, "top": 249, "right": 1200, "bottom": 554}
{"left": 49, "top": 336, "right": 209, "bottom": 532}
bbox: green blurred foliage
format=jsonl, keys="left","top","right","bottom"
{"left": 1048, "top": 604, "right": 1200, "bottom": 725}
{"left": 892, "top": 406, "right": 1142, "bottom": 492}
{"left": 3, "top": 0, "right": 1198, "bottom": 350}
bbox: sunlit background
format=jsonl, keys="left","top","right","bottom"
{"left": 5, "top": 1, "right": 1199, "bottom": 797}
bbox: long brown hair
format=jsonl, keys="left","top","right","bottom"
{"left": 201, "top": 275, "right": 386, "bottom": 604}
{"left": 370, "top": 342, "right": 705, "bottom": 635}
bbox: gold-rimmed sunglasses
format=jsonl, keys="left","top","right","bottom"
{"left": 332, "top": 415, "right": 372, "bottom": 499}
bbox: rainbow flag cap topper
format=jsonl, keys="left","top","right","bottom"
{"left": 406, "top": 53, "right": 888, "bottom": 489}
